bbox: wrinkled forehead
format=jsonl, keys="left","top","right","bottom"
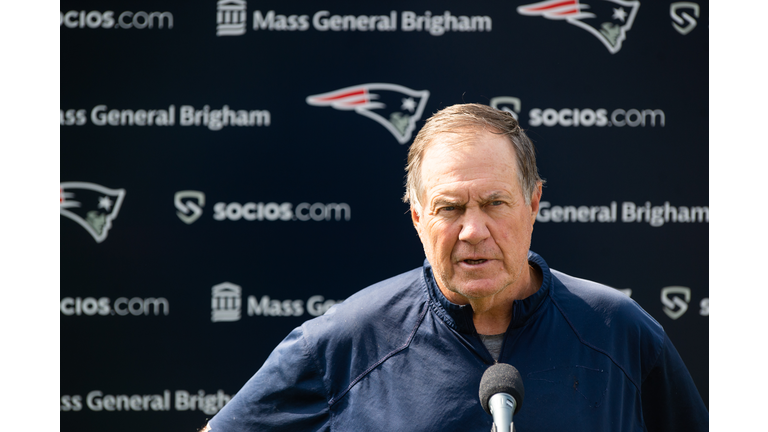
{"left": 424, "top": 124, "right": 502, "bottom": 150}
{"left": 422, "top": 127, "right": 516, "bottom": 166}
{"left": 420, "top": 129, "right": 519, "bottom": 187}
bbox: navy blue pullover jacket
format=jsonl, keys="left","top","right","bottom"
{"left": 209, "top": 251, "right": 708, "bottom": 431}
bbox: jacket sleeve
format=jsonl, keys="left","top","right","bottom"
{"left": 208, "top": 326, "right": 331, "bottom": 432}
{"left": 641, "top": 333, "right": 708, "bottom": 432}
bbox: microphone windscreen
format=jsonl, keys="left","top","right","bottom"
{"left": 479, "top": 363, "right": 525, "bottom": 415}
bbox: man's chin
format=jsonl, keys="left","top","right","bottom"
{"left": 447, "top": 279, "right": 507, "bottom": 301}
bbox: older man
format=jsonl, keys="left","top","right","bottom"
{"left": 206, "top": 104, "right": 707, "bottom": 431}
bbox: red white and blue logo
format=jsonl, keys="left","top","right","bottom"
{"left": 518, "top": 0, "right": 640, "bottom": 54}
{"left": 306, "top": 83, "right": 430, "bottom": 144}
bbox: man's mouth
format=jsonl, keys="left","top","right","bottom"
{"left": 462, "top": 259, "right": 488, "bottom": 265}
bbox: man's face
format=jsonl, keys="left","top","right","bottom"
{"left": 412, "top": 129, "right": 541, "bottom": 303}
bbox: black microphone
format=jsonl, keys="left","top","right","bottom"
{"left": 479, "top": 363, "right": 525, "bottom": 432}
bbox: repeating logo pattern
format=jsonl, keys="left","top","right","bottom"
{"left": 217, "top": 0, "right": 247, "bottom": 36}
{"left": 211, "top": 282, "right": 343, "bottom": 321}
{"left": 670, "top": 2, "right": 699, "bottom": 35}
{"left": 60, "top": 5, "right": 709, "bottom": 429}
{"left": 60, "top": 182, "right": 126, "bottom": 243}
{"left": 175, "top": 191, "right": 206, "bottom": 225}
{"left": 661, "top": 286, "right": 691, "bottom": 320}
{"left": 211, "top": 282, "right": 242, "bottom": 322}
{"left": 60, "top": 10, "right": 174, "bottom": 30}
{"left": 307, "top": 83, "right": 430, "bottom": 144}
{"left": 518, "top": 0, "right": 640, "bottom": 54}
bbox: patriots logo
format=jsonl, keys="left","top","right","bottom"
{"left": 306, "top": 83, "right": 430, "bottom": 144}
{"left": 518, "top": 0, "right": 641, "bottom": 54}
{"left": 60, "top": 182, "right": 126, "bottom": 243}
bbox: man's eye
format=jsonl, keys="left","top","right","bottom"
{"left": 490, "top": 201, "right": 503, "bottom": 206}
{"left": 435, "top": 206, "right": 457, "bottom": 214}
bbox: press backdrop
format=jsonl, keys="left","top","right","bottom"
{"left": 60, "top": 1, "right": 708, "bottom": 430}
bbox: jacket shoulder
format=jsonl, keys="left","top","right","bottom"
{"left": 550, "top": 269, "right": 665, "bottom": 385}
{"left": 299, "top": 267, "right": 428, "bottom": 403}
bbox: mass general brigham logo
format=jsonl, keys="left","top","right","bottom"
{"left": 216, "top": 0, "right": 247, "bottom": 36}
{"left": 211, "top": 282, "right": 242, "bottom": 322}
{"left": 306, "top": 83, "right": 430, "bottom": 144}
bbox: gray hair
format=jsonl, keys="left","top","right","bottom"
{"left": 403, "top": 103, "right": 544, "bottom": 212}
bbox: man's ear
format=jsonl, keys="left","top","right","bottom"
{"left": 529, "top": 182, "right": 543, "bottom": 225}
{"left": 411, "top": 206, "right": 422, "bottom": 231}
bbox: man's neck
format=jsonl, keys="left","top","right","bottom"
{"left": 471, "top": 265, "right": 543, "bottom": 335}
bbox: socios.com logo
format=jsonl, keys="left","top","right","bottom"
{"left": 660, "top": 287, "right": 708, "bottom": 320}
{"left": 670, "top": 2, "right": 699, "bottom": 35}
{"left": 60, "top": 297, "right": 169, "bottom": 316}
{"left": 174, "top": 191, "right": 351, "bottom": 223}
{"left": 60, "top": 10, "right": 173, "bottom": 29}
{"left": 529, "top": 107, "right": 665, "bottom": 127}
{"left": 660, "top": 286, "right": 690, "bottom": 320}
{"left": 213, "top": 201, "right": 350, "bottom": 222}
{"left": 175, "top": 191, "right": 205, "bottom": 225}
{"left": 490, "top": 96, "right": 665, "bottom": 128}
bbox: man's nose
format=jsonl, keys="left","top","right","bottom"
{"left": 458, "top": 209, "right": 491, "bottom": 245}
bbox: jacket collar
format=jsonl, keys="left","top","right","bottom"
{"left": 423, "top": 251, "right": 552, "bottom": 335}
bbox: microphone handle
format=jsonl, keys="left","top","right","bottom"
{"left": 489, "top": 393, "right": 517, "bottom": 432}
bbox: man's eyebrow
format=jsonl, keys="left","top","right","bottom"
{"left": 430, "top": 197, "right": 463, "bottom": 207}
{"left": 481, "top": 191, "right": 511, "bottom": 202}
